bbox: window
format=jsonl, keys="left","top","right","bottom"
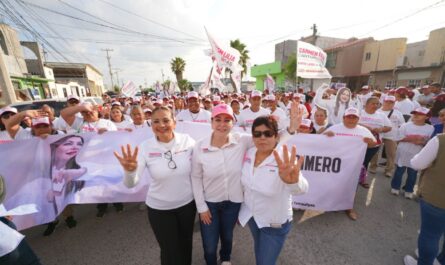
{"left": 51, "top": 89, "right": 58, "bottom": 97}
{"left": 408, "top": 79, "right": 421, "bottom": 87}
{"left": 62, "top": 87, "right": 67, "bottom": 98}
{"left": 365, "top": 52, "right": 371, "bottom": 61}
{"left": 418, "top": 50, "right": 425, "bottom": 57}
{"left": 326, "top": 52, "right": 337, "bottom": 68}
{"left": 385, "top": 80, "right": 397, "bottom": 88}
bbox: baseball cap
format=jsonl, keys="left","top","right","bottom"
{"left": 434, "top": 94, "right": 445, "bottom": 103}
{"left": 383, "top": 95, "right": 396, "bottom": 102}
{"left": 153, "top": 99, "right": 163, "bottom": 106}
{"left": 32, "top": 116, "right": 51, "bottom": 127}
{"left": 143, "top": 108, "right": 152, "bottom": 113}
{"left": 300, "top": 119, "right": 312, "bottom": 128}
{"left": 0, "top": 106, "right": 18, "bottom": 116}
{"left": 67, "top": 95, "right": 80, "bottom": 101}
{"left": 395, "top": 87, "right": 409, "bottom": 96}
{"left": 411, "top": 107, "right": 430, "bottom": 116}
{"left": 343, "top": 107, "right": 360, "bottom": 118}
{"left": 213, "top": 95, "right": 221, "bottom": 102}
{"left": 111, "top": 101, "right": 121, "bottom": 107}
{"left": 212, "top": 104, "right": 234, "bottom": 120}
{"left": 361, "top": 85, "right": 370, "bottom": 90}
{"left": 265, "top": 94, "right": 276, "bottom": 101}
{"left": 187, "top": 91, "right": 199, "bottom": 100}
{"left": 251, "top": 90, "right": 262, "bottom": 98}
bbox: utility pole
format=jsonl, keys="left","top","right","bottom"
{"left": 113, "top": 68, "right": 122, "bottom": 87}
{"left": 161, "top": 69, "right": 165, "bottom": 82}
{"left": 42, "top": 43, "right": 48, "bottom": 62}
{"left": 102, "top": 48, "right": 114, "bottom": 90}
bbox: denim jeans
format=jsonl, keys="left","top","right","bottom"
{"left": 200, "top": 201, "right": 241, "bottom": 265}
{"left": 247, "top": 217, "right": 291, "bottom": 265}
{"left": 0, "top": 217, "right": 42, "bottom": 265}
{"left": 418, "top": 200, "right": 445, "bottom": 265}
{"left": 390, "top": 166, "right": 418, "bottom": 192}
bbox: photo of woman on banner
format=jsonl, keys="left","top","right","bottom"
{"left": 48, "top": 135, "right": 87, "bottom": 215}
{"left": 313, "top": 83, "right": 353, "bottom": 125}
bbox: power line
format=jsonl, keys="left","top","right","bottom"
{"left": 95, "top": 0, "right": 205, "bottom": 41}
{"left": 359, "top": 0, "right": 445, "bottom": 37}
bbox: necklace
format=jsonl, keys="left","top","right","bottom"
{"left": 190, "top": 110, "right": 199, "bottom": 121}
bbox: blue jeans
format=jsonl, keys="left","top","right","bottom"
{"left": 200, "top": 201, "right": 241, "bottom": 265}
{"left": 390, "top": 166, "right": 418, "bottom": 193}
{"left": 418, "top": 200, "right": 445, "bottom": 265}
{"left": 247, "top": 217, "right": 291, "bottom": 265}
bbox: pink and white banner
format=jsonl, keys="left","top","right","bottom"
{"left": 121, "top": 81, "right": 139, "bottom": 97}
{"left": 1, "top": 123, "right": 366, "bottom": 230}
{"left": 296, "top": 41, "right": 332, "bottom": 79}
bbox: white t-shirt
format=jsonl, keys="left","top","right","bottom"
{"left": 378, "top": 108, "right": 405, "bottom": 140}
{"left": 0, "top": 130, "right": 14, "bottom": 143}
{"left": 359, "top": 110, "right": 392, "bottom": 143}
{"left": 112, "top": 120, "right": 133, "bottom": 131}
{"left": 71, "top": 116, "right": 117, "bottom": 133}
{"left": 176, "top": 109, "right": 211, "bottom": 123}
{"left": 395, "top": 122, "right": 434, "bottom": 167}
{"left": 395, "top": 99, "right": 415, "bottom": 116}
{"left": 270, "top": 107, "right": 289, "bottom": 131}
{"left": 238, "top": 107, "right": 271, "bottom": 127}
{"left": 325, "top": 123, "right": 376, "bottom": 141}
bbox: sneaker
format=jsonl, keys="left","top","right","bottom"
{"left": 404, "top": 255, "right": 417, "bottom": 265}
{"left": 43, "top": 220, "right": 59, "bottom": 236}
{"left": 391, "top": 189, "right": 400, "bottom": 195}
{"left": 405, "top": 192, "right": 414, "bottom": 199}
{"left": 221, "top": 262, "right": 232, "bottom": 265}
{"left": 96, "top": 209, "right": 106, "bottom": 218}
{"left": 65, "top": 216, "right": 77, "bottom": 228}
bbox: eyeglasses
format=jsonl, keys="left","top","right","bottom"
{"left": 1, "top": 113, "right": 15, "bottom": 119}
{"left": 252, "top": 130, "right": 275, "bottom": 138}
{"left": 163, "top": 150, "right": 177, "bottom": 169}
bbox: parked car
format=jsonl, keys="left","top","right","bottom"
{"left": 10, "top": 97, "right": 104, "bottom": 116}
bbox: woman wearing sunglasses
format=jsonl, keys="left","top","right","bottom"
{"left": 114, "top": 106, "right": 196, "bottom": 265}
{"left": 191, "top": 101, "right": 302, "bottom": 265}
{"left": 238, "top": 116, "right": 308, "bottom": 265}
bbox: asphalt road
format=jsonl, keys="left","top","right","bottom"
{"left": 22, "top": 167, "right": 421, "bottom": 265}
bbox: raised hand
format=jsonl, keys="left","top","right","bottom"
{"left": 273, "top": 144, "right": 304, "bottom": 184}
{"left": 114, "top": 144, "right": 139, "bottom": 172}
{"left": 288, "top": 99, "right": 304, "bottom": 133}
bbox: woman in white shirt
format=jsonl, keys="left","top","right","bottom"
{"left": 192, "top": 102, "right": 301, "bottom": 265}
{"left": 238, "top": 116, "right": 308, "bottom": 265}
{"left": 110, "top": 105, "right": 132, "bottom": 131}
{"left": 115, "top": 106, "right": 196, "bottom": 265}
{"left": 313, "top": 84, "right": 353, "bottom": 125}
{"left": 358, "top": 97, "right": 392, "bottom": 188}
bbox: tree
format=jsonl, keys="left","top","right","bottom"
{"left": 170, "top": 57, "right": 186, "bottom": 83}
{"left": 283, "top": 53, "right": 302, "bottom": 88}
{"left": 225, "top": 39, "right": 249, "bottom": 90}
{"left": 178, "top": 79, "right": 192, "bottom": 91}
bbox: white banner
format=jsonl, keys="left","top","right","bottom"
{"left": 266, "top": 74, "right": 275, "bottom": 93}
{"left": 205, "top": 28, "right": 242, "bottom": 73}
{"left": 296, "top": 41, "right": 332, "bottom": 79}
{"left": 1, "top": 124, "right": 365, "bottom": 230}
{"left": 288, "top": 135, "right": 366, "bottom": 211}
{"left": 121, "top": 81, "right": 139, "bottom": 97}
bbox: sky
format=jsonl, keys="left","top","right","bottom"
{"left": 2, "top": 0, "right": 445, "bottom": 89}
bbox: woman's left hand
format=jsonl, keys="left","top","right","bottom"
{"left": 288, "top": 100, "right": 304, "bottom": 133}
{"left": 273, "top": 144, "right": 304, "bottom": 184}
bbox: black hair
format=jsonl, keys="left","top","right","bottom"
{"left": 251, "top": 116, "right": 279, "bottom": 137}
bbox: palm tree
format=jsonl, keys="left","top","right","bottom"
{"left": 170, "top": 57, "right": 186, "bottom": 83}
{"left": 227, "top": 39, "right": 249, "bottom": 90}
{"left": 230, "top": 39, "right": 249, "bottom": 78}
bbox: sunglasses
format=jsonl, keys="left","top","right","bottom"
{"left": 252, "top": 130, "right": 275, "bottom": 138}
{"left": 1, "top": 112, "right": 15, "bottom": 119}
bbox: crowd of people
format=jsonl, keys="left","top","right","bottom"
{"left": 0, "top": 81, "right": 444, "bottom": 265}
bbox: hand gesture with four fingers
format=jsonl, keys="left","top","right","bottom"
{"left": 273, "top": 144, "right": 304, "bottom": 184}
{"left": 114, "top": 144, "right": 139, "bottom": 172}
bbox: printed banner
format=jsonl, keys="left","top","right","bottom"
{"left": 288, "top": 135, "right": 366, "bottom": 211}
{"left": 296, "top": 41, "right": 332, "bottom": 79}
{"left": 121, "top": 81, "right": 139, "bottom": 97}
{"left": 1, "top": 123, "right": 365, "bottom": 230}
{"left": 266, "top": 74, "right": 275, "bottom": 93}
{"left": 205, "top": 28, "right": 242, "bottom": 73}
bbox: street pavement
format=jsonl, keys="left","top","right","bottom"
{"left": 22, "top": 167, "right": 421, "bottom": 265}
